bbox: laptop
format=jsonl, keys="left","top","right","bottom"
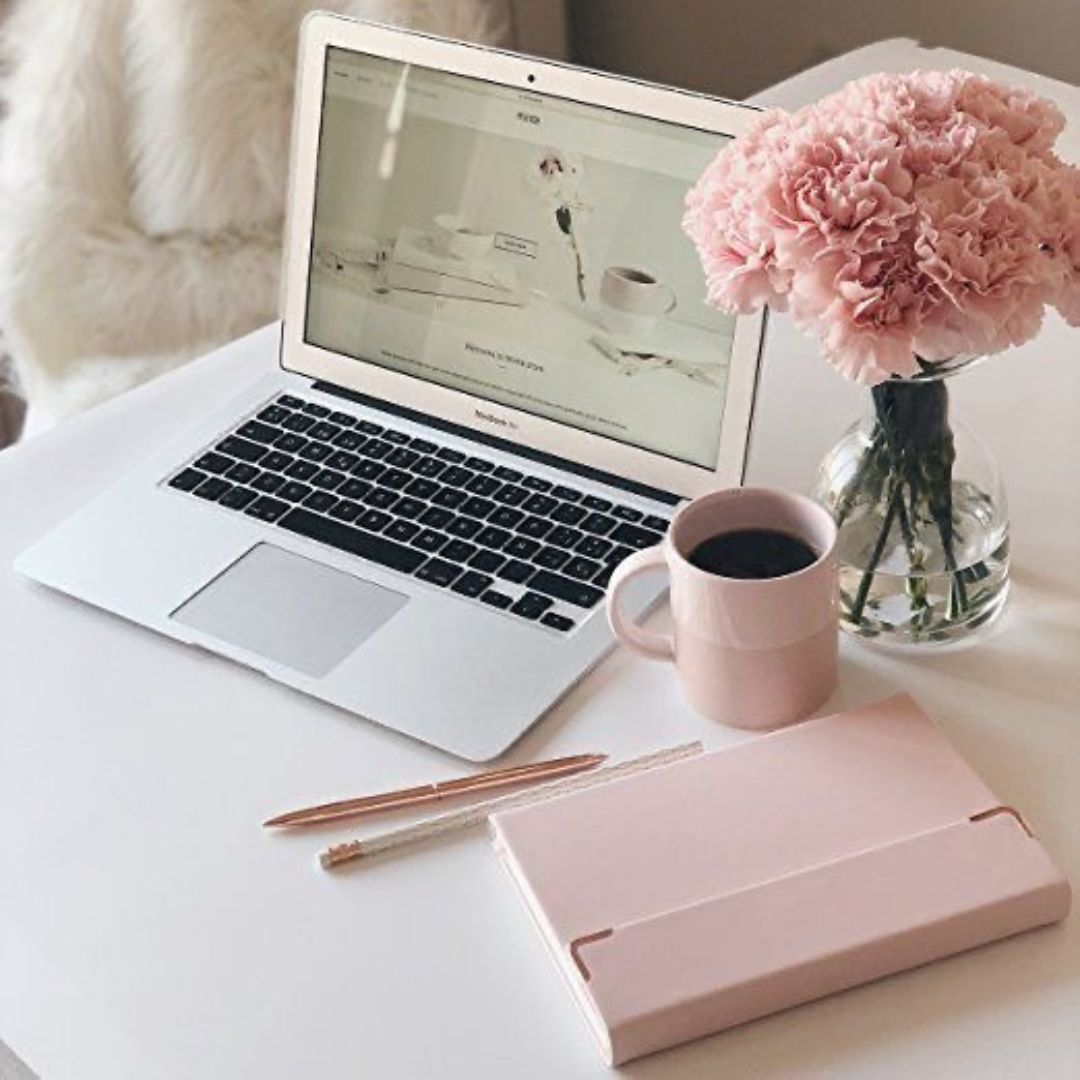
{"left": 15, "top": 15, "right": 765, "bottom": 761}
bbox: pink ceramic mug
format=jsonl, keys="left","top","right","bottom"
{"left": 606, "top": 487, "right": 839, "bottom": 730}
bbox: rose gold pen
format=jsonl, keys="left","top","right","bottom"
{"left": 263, "top": 752, "right": 607, "bottom": 828}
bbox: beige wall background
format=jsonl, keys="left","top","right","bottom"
{"left": 569, "top": 0, "right": 1080, "bottom": 99}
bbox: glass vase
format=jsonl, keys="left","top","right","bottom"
{"left": 813, "top": 358, "right": 1009, "bottom": 647}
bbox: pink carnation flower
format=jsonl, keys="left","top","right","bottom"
{"left": 684, "top": 70, "right": 1080, "bottom": 384}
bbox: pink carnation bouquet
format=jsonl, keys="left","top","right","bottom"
{"left": 684, "top": 71, "right": 1080, "bottom": 640}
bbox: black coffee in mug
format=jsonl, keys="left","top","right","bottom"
{"left": 688, "top": 528, "right": 818, "bottom": 580}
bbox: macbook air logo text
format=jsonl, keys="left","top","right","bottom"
{"left": 475, "top": 409, "right": 517, "bottom": 430}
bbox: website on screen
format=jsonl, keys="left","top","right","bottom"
{"left": 304, "top": 48, "right": 736, "bottom": 468}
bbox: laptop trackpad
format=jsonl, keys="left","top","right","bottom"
{"left": 172, "top": 543, "right": 409, "bottom": 677}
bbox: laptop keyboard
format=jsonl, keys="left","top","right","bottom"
{"left": 165, "top": 394, "right": 671, "bottom": 633}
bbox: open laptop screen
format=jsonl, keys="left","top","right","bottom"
{"left": 304, "top": 47, "right": 736, "bottom": 470}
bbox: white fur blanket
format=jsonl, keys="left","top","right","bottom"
{"left": 0, "top": 0, "right": 508, "bottom": 433}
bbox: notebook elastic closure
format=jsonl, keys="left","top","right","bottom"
{"left": 566, "top": 807, "right": 1070, "bottom": 1065}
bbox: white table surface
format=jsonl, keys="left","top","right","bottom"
{"left": 3, "top": 40, "right": 1080, "bottom": 1080}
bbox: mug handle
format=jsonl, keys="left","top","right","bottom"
{"left": 606, "top": 545, "right": 675, "bottom": 661}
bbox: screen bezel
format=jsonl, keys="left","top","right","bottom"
{"left": 281, "top": 15, "right": 766, "bottom": 498}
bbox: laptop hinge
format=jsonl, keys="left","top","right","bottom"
{"left": 311, "top": 381, "right": 681, "bottom": 506}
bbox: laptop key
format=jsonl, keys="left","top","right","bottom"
{"left": 593, "top": 564, "right": 614, "bottom": 589}
{"left": 328, "top": 500, "right": 362, "bottom": 523}
{"left": 356, "top": 420, "right": 383, "bottom": 435}
{"left": 410, "top": 437, "right": 437, "bottom": 454}
{"left": 412, "top": 456, "right": 445, "bottom": 479}
{"left": 329, "top": 411, "right": 355, "bottom": 427}
{"left": 496, "top": 559, "right": 534, "bottom": 585}
{"left": 363, "top": 439, "right": 392, "bottom": 460}
{"left": 494, "top": 466, "right": 522, "bottom": 482}
{"left": 489, "top": 507, "right": 524, "bottom": 530}
{"left": 522, "top": 494, "right": 557, "bottom": 516}
{"left": 393, "top": 497, "right": 426, "bottom": 520}
{"left": 217, "top": 436, "right": 266, "bottom": 463}
{"left": 447, "top": 516, "right": 482, "bottom": 539}
{"left": 613, "top": 505, "right": 643, "bottom": 522}
{"left": 219, "top": 486, "right": 257, "bottom": 510}
{"left": 238, "top": 420, "right": 280, "bottom": 445}
{"left": 356, "top": 509, "right": 391, "bottom": 532}
{"left": 260, "top": 451, "right": 293, "bottom": 473}
{"left": 404, "top": 478, "right": 439, "bottom": 500}
{"left": 552, "top": 486, "right": 581, "bottom": 502}
{"left": 285, "top": 459, "right": 319, "bottom": 481}
{"left": 413, "top": 530, "right": 448, "bottom": 553}
{"left": 416, "top": 558, "right": 462, "bottom": 588}
{"left": 302, "top": 402, "right": 329, "bottom": 418}
{"left": 194, "top": 477, "right": 231, "bottom": 501}
{"left": 576, "top": 535, "right": 612, "bottom": 559}
{"left": 383, "top": 430, "right": 410, "bottom": 445}
{"left": 475, "top": 526, "right": 512, "bottom": 550}
{"left": 312, "top": 469, "right": 346, "bottom": 490}
{"left": 547, "top": 525, "right": 582, "bottom": 549}
{"left": 534, "top": 546, "right": 570, "bottom": 570}
{"left": 582, "top": 495, "right": 612, "bottom": 512}
{"left": 541, "top": 612, "right": 575, "bottom": 632}
{"left": 439, "top": 466, "right": 472, "bottom": 487}
{"left": 518, "top": 516, "right": 552, "bottom": 540}
{"left": 527, "top": 569, "right": 604, "bottom": 609}
{"left": 469, "top": 549, "right": 505, "bottom": 573}
{"left": 604, "top": 544, "right": 636, "bottom": 566}
{"left": 337, "top": 479, "right": 372, "bottom": 501}
{"left": 505, "top": 536, "right": 540, "bottom": 559}
{"left": 332, "top": 430, "right": 366, "bottom": 451}
{"left": 510, "top": 592, "right": 553, "bottom": 620}
{"left": 258, "top": 405, "right": 291, "bottom": 425}
{"left": 436, "top": 446, "right": 466, "bottom": 463}
{"left": 452, "top": 571, "right": 493, "bottom": 598}
{"left": 433, "top": 488, "right": 467, "bottom": 510}
{"left": 245, "top": 496, "right": 289, "bottom": 523}
{"left": 274, "top": 432, "right": 307, "bottom": 453}
{"left": 461, "top": 496, "right": 495, "bottom": 519}
{"left": 252, "top": 471, "right": 285, "bottom": 494}
{"left": 351, "top": 460, "right": 385, "bottom": 481}
{"left": 282, "top": 413, "right": 316, "bottom": 433}
{"left": 385, "top": 519, "right": 420, "bottom": 543}
{"left": 364, "top": 488, "right": 398, "bottom": 510}
{"left": 643, "top": 514, "right": 670, "bottom": 532}
{"left": 304, "top": 491, "right": 337, "bottom": 513}
{"left": 278, "top": 481, "right": 313, "bottom": 503}
{"left": 466, "top": 474, "right": 500, "bottom": 497}
{"left": 194, "top": 452, "right": 232, "bottom": 475}
{"left": 169, "top": 468, "right": 207, "bottom": 492}
{"left": 226, "top": 462, "right": 259, "bottom": 484}
{"left": 326, "top": 451, "right": 359, "bottom": 471}
{"left": 610, "top": 522, "right": 664, "bottom": 549}
{"left": 278, "top": 395, "right": 304, "bottom": 409}
{"left": 564, "top": 556, "right": 601, "bottom": 581}
{"left": 442, "top": 540, "right": 477, "bottom": 564}
{"left": 551, "top": 503, "right": 586, "bottom": 526}
{"left": 480, "top": 590, "right": 513, "bottom": 610}
{"left": 523, "top": 476, "right": 552, "bottom": 491}
{"left": 420, "top": 506, "right": 454, "bottom": 529}
{"left": 379, "top": 468, "right": 412, "bottom": 490}
{"left": 466, "top": 457, "right": 494, "bottom": 472}
{"left": 493, "top": 484, "right": 528, "bottom": 506}
{"left": 580, "top": 512, "right": 617, "bottom": 536}
{"left": 299, "top": 442, "right": 332, "bottom": 463}
{"left": 279, "top": 509, "right": 426, "bottom": 574}
{"left": 387, "top": 447, "right": 418, "bottom": 468}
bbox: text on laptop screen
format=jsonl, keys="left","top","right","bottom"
{"left": 304, "top": 47, "right": 737, "bottom": 470}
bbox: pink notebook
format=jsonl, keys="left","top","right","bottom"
{"left": 490, "top": 695, "right": 1070, "bottom": 1065}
